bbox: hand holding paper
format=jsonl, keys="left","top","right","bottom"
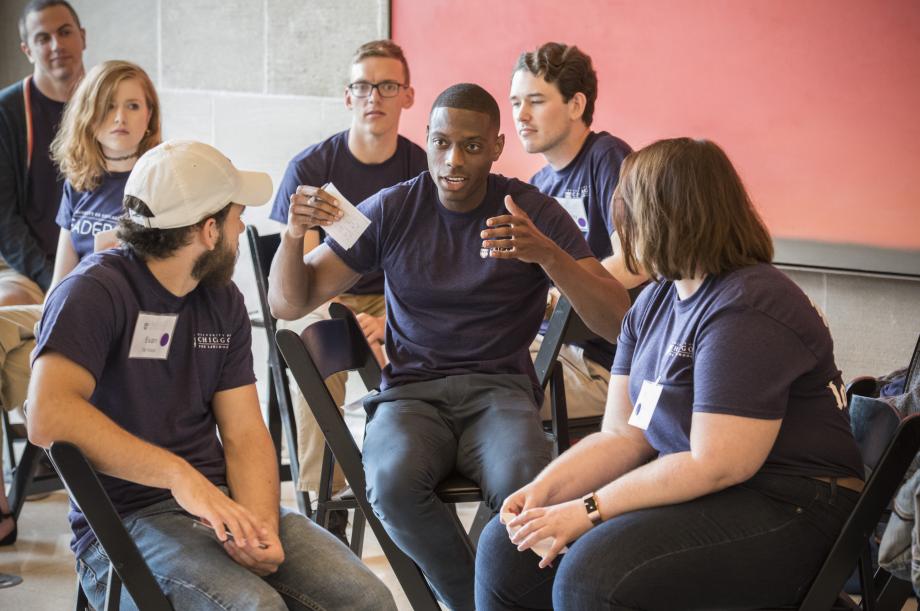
{"left": 317, "top": 182, "right": 371, "bottom": 250}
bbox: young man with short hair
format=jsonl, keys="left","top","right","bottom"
{"left": 270, "top": 40, "right": 427, "bottom": 513}
{"left": 27, "top": 140, "right": 395, "bottom": 611}
{"left": 269, "top": 83, "right": 630, "bottom": 610}
{"left": 0, "top": 0, "right": 86, "bottom": 305}
{"left": 510, "top": 42, "right": 647, "bottom": 420}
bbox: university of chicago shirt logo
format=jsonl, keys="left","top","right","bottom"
{"left": 667, "top": 341, "right": 694, "bottom": 359}
{"left": 194, "top": 332, "right": 232, "bottom": 350}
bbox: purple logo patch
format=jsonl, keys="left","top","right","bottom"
{"left": 160, "top": 333, "right": 170, "bottom": 347}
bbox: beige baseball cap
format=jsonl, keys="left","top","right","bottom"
{"left": 124, "top": 139, "right": 272, "bottom": 229}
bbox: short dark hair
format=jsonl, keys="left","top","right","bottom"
{"left": 18, "top": 0, "right": 81, "bottom": 43}
{"left": 514, "top": 42, "right": 597, "bottom": 127}
{"left": 430, "top": 83, "right": 500, "bottom": 129}
{"left": 352, "top": 39, "right": 410, "bottom": 84}
{"left": 117, "top": 196, "right": 232, "bottom": 261}
{"left": 614, "top": 138, "right": 773, "bottom": 281}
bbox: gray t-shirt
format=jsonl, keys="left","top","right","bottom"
{"left": 612, "top": 263, "right": 864, "bottom": 479}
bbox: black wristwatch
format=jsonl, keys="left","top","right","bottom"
{"left": 583, "top": 492, "right": 602, "bottom": 526}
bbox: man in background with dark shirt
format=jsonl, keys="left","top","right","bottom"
{"left": 510, "top": 42, "right": 647, "bottom": 421}
{"left": 0, "top": 0, "right": 85, "bottom": 305}
{"left": 269, "top": 40, "right": 426, "bottom": 522}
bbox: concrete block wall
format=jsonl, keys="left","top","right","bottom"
{"left": 781, "top": 269, "right": 920, "bottom": 382}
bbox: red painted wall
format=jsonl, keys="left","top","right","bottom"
{"left": 392, "top": 0, "right": 920, "bottom": 250}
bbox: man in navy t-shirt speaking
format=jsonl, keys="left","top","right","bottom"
{"left": 269, "top": 83, "right": 629, "bottom": 610}
{"left": 27, "top": 140, "right": 395, "bottom": 610}
{"left": 510, "top": 42, "right": 648, "bottom": 421}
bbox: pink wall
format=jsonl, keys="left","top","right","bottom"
{"left": 392, "top": 0, "right": 920, "bottom": 250}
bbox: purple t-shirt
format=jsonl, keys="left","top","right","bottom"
{"left": 26, "top": 79, "right": 66, "bottom": 259}
{"left": 55, "top": 172, "right": 129, "bottom": 260}
{"left": 270, "top": 130, "right": 427, "bottom": 294}
{"left": 33, "top": 248, "right": 256, "bottom": 555}
{"left": 531, "top": 131, "right": 632, "bottom": 369}
{"left": 612, "top": 263, "right": 864, "bottom": 479}
{"left": 326, "top": 172, "right": 593, "bottom": 401}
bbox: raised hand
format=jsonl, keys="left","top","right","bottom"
{"left": 286, "top": 185, "right": 343, "bottom": 239}
{"left": 480, "top": 195, "right": 558, "bottom": 266}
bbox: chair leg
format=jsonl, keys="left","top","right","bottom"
{"left": 315, "top": 445, "right": 336, "bottom": 528}
{"left": 104, "top": 563, "right": 122, "bottom": 611}
{"left": 349, "top": 509, "right": 366, "bottom": 557}
{"left": 2, "top": 411, "right": 17, "bottom": 473}
{"left": 8, "top": 441, "right": 40, "bottom": 521}
{"left": 74, "top": 576, "right": 89, "bottom": 611}
{"left": 468, "top": 502, "right": 492, "bottom": 550}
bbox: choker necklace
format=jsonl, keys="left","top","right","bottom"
{"left": 103, "top": 151, "right": 138, "bottom": 162}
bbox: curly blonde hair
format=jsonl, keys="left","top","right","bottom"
{"left": 51, "top": 60, "right": 161, "bottom": 192}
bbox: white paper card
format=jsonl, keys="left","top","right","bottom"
{"left": 628, "top": 379, "right": 663, "bottom": 430}
{"left": 501, "top": 512, "right": 568, "bottom": 559}
{"left": 554, "top": 196, "right": 589, "bottom": 233}
{"left": 128, "top": 313, "right": 178, "bottom": 360}
{"left": 320, "top": 183, "right": 371, "bottom": 250}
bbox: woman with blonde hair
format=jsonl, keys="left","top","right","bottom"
{"left": 0, "top": 60, "right": 160, "bottom": 549}
{"left": 475, "top": 138, "right": 864, "bottom": 610}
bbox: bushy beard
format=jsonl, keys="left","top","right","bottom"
{"left": 192, "top": 232, "right": 238, "bottom": 287}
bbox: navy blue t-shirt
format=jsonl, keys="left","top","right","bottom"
{"left": 611, "top": 264, "right": 864, "bottom": 479}
{"left": 326, "top": 172, "right": 593, "bottom": 401}
{"left": 26, "top": 79, "right": 66, "bottom": 259}
{"left": 531, "top": 131, "right": 632, "bottom": 369}
{"left": 270, "top": 130, "right": 427, "bottom": 294}
{"left": 33, "top": 248, "right": 256, "bottom": 555}
{"left": 56, "top": 172, "right": 129, "bottom": 260}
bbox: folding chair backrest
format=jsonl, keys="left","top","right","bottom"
{"left": 275, "top": 316, "right": 441, "bottom": 610}
{"left": 47, "top": 441, "right": 173, "bottom": 611}
{"left": 797, "top": 414, "right": 920, "bottom": 611}
{"left": 245, "top": 226, "right": 281, "bottom": 340}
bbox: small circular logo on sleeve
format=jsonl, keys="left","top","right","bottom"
{"left": 160, "top": 333, "right": 170, "bottom": 347}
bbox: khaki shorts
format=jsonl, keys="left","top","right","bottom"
{"left": 0, "top": 303, "right": 42, "bottom": 413}
{"left": 0, "top": 257, "right": 45, "bottom": 304}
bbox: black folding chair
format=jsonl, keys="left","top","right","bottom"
{"left": 46, "top": 441, "right": 173, "bottom": 611}
{"left": 245, "top": 225, "right": 310, "bottom": 516}
{"left": 533, "top": 295, "right": 605, "bottom": 452}
{"left": 276, "top": 303, "right": 491, "bottom": 610}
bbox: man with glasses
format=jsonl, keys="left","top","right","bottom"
{"left": 269, "top": 40, "right": 426, "bottom": 534}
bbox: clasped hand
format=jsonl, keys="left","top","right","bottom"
{"left": 501, "top": 481, "right": 593, "bottom": 568}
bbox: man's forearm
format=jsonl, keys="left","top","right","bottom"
{"left": 543, "top": 248, "right": 630, "bottom": 342}
{"left": 28, "top": 391, "right": 193, "bottom": 492}
{"left": 223, "top": 428, "right": 281, "bottom": 532}
{"left": 267, "top": 229, "right": 313, "bottom": 320}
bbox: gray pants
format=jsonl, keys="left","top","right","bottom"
{"left": 363, "top": 373, "right": 552, "bottom": 611}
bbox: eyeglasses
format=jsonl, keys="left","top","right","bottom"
{"left": 347, "top": 81, "right": 407, "bottom": 98}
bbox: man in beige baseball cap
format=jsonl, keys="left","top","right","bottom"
{"left": 26, "top": 139, "right": 394, "bottom": 609}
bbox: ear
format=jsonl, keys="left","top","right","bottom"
{"left": 200, "top": 217, "right": 220, "bottom": 251}
{"left": 402, "top": 85, "right": 415, "bottom": 110}
{"left": 80, "top": 27, "right": 86, "bottom": 50}
{"left": 569, "top": 92, "right": 588, "bottom": 123}
{"left": 20, "top": 41, "right": 34, "bottom": 64}
{"left": 344, "top": 87, "right": 354, "bottom": 111}
{"left": 493, "top": 133, "right": 505, "bottom": 162}
{"left": 425, "top": 124, "right": 430, "bottom": 142}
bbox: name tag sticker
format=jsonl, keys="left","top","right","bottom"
{"left": 628, "top": 379, "right": 662, "bottom": 430}
{"left": 129, "top": 313, "right": 178, "bottom": 360}
{"left": 554, "top": 196, "right": 589, "bottom": 232}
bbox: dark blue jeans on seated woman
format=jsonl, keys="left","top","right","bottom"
{"left": 475, "top": 472, "right": 858, "bottom": 610}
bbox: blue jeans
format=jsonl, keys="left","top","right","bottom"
{"left": 475, "top": 473, "right": 858, "bottom": 610}
{"left": 363, "top": 374, "right": 553, "bottom": 611}
{"left": 76, "top": 493, "right": 395, "bottom": 610}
